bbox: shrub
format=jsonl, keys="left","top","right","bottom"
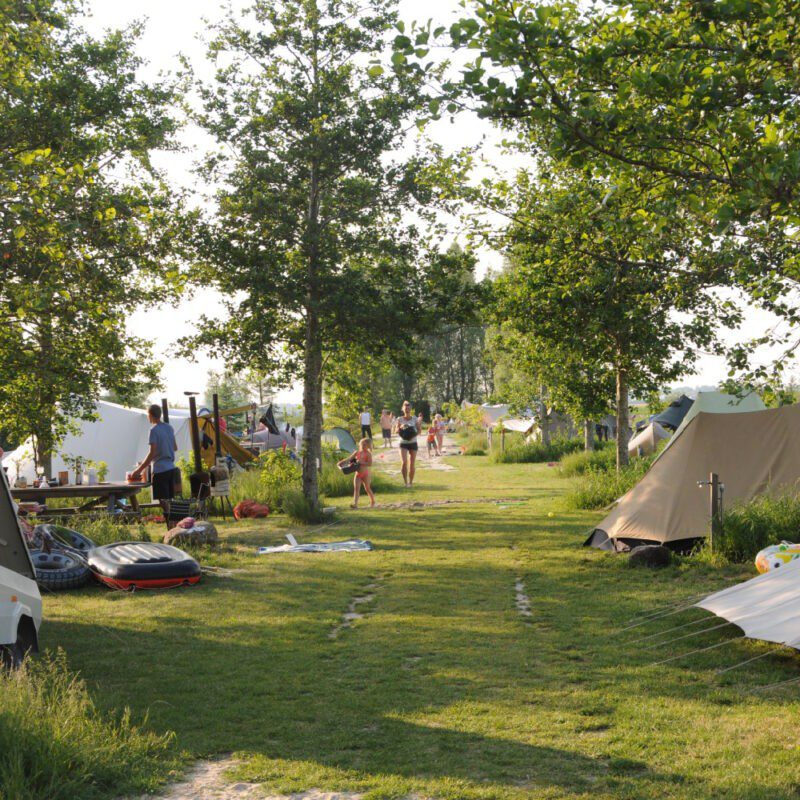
{"left": 229, "top": 450, "right": 301, "bottom": 512}
{"left": 491, "top": 436, "right": 582, "bottom": 464}
{"left": 558, "top": 443, "right": 616, "bottom": 477}
{"left": 706, "top": 494, "right": 800, "bottom": 564}
{"left": 566, "top": 457, "right": 654, "bottom": 510}
{"left": 462, "top": 431, "right": 489, "bottom": 456}
{"left": 0, "top": 652, "right": 175, "bottom": 800}
{"left": 281, "top": 488, "right": 327, "bottom": 524}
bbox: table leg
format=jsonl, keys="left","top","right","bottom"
{"left": 107, "top": 493, "right": 117, "bottom": 513}
{"left": 129, "top": 493, "right": 140, "bottom": 512}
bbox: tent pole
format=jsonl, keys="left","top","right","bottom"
{"left": 161, "top": 398, "right": 170, "bottom": 424}
{"left": 710, "top": 472, "right": 721, "bottom": 552}
{"left": 188, "top": 396, "right": 203, "bottom": 475}
{"left": 213, "top": 393, "right": 222, "bottom": 459}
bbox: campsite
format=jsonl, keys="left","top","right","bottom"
{"left": 5, "top": 0, "right": 800, "bottom": 798}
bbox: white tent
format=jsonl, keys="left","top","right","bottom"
{"left": 696, "top": 557, "right": 800, "bottom": 649}
{"left": 480, "top": 404, "right": 511, "bottom": 426}
{"left": 627, "top": 421, "right": 670, "bottom": 458}
{"left": 1, "top": 401, "right": 194, "bottom": 483}
{"left": 499, "top": 418, "right": 536, "bottom": 435}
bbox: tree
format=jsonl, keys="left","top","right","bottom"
{"left": 188, "top": 0, "right": 445, "bottom": 505}
{"left": 492, "top": 168, "right": 738, "bottom": 467}
{"left": 0, "top": 1, "right": 183, "bottom": 473}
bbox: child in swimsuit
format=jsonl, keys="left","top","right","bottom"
{"left": 426, "top": 424, "right": 439, "bottom": 457}
{"left": 349, "top": 438, "right": 375, "bottom": 509}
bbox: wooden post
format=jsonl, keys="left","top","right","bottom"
{"left": 161, "top": 398, "right": 170, "bottom": 424}
{"left": 188, "top": 396, "right": 203, "bottom": 475}
{"left": 709, "top": 472, "right": 721, "bottom": 552}
{"left": 501, "top": 426, "right": 506, "bottom": 453}
{"left": 212, "top": 393, "right": 222, "bottom": 458}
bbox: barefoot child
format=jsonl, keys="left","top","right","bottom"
{"left": 426, "top": 423, "right": 439, "bottom": 457}
{"left": 339, "top": 438, "right": 376, "bottom": 509}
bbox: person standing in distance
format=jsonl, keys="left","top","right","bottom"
{"left": 360, "top": 407, "right": 373, "bottom": 440}
{"left": 379, "top": 408, "right": 393, "bottom": 448}
{"left": 395, "top": 400, "right": 421, "bottom": 487}
{"left": 131, "top": 404, "right": 177, "bottom": 531}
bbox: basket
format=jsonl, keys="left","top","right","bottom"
{"left": 339, "top": 459, "right": 359, "bottom": 475}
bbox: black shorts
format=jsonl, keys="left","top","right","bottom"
{"left": 152, "top": 469, "right": 176, "bottom": 500}
{"left": 361, "top": 425, "right": 373, "bottom": 438}
{"left": 381, "top": 428, "right": 391, "bottom": 439}
{"left": 399, "top": 441, "right": 418, "bottom": 452}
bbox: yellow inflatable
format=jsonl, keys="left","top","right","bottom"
{"left": 755, "top": 542, "right": 800, "bottom": 574}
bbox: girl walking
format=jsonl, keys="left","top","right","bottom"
{"left": 340, "top": 438, "right": 376, "bottom": 508}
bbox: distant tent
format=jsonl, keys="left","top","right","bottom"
{"left": 627, "top": 421, "right": 670, "bottom": 458}
{"left": 499, "top": 418, "right": 536, "bottom": 435}
{"left": 322, "top": 427, "right": 358, "bottom": 453}
{"left": 480, "top": 404, "right": 511, "bottom": 427}
{"left": 586, "top": 405, "right": 800, "bottom": 552}
{"left": 669, "top": 390, "right": 765, "bottom": 442}
{"left": 651, "top": 394, "right": 694, "bottom": 431}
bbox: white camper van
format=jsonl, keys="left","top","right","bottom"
{"left": 0, "top": 468, "right": 41, "bottom": 668}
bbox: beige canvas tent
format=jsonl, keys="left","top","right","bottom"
{"left": 587, "top": 405, "right": 800, "bottom": 551}
{"left": 628, "top": 421, "right": 670, "bottom": 458}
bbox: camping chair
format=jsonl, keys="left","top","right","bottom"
{"left": 167, "top": 478, "right": 210, "bottom": 527}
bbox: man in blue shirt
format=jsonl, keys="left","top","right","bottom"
{"left": 131, "top": 404, "right": 178, "bottom": 529}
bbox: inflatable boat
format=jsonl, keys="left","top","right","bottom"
{"left": 87, "top": 542, "right": 201, "bottom": 590}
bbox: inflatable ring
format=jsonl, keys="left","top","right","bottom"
{"left": 34, "top": 524, "right": 96, "bottom": 554}
{"left": 31, "top": 550, "right": 91, "bottom": 591}
{"left": 755, "top": 542, "right": 800, "bottom": 574}
{"left": 88, "top": 542, "right": 201, "bottom": 591}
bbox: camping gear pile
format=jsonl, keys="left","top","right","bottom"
{"left": 233, "top": 500, "right": 271, "bottom": 520}
{"left": 25, "top": 523, "right": 201, "bottom": 592}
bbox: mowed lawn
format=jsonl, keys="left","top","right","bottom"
{"left": 42, "top": 455, "right": 800, "bottom": 799}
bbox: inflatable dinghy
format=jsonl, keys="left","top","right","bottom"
{"left": 87, "top": 542, "right": 201, "bottom": 590}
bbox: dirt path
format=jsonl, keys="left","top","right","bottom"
{"left": 372, "top": 431, "right": 459, "bottom": 475}
{"left": 143, "top": 756, "right": 366, "bottom": 800}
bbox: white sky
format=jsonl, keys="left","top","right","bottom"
{"left": 82, "top": 0, "right": 794, "bottom": 405}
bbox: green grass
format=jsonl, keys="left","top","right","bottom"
{"left": 703, "top": 493, "right": 800, "bottom": 564}
{"left": 491, "top": 436, "right": 582, "bottom": 464}
{"left": 566, "top": 456, "right": 655, "bottom": 510}
{"left": 0, "top": 652, "right": 178, "bottom": 800}
{"left": 558, "top": 442, "right": 616, "bottom": 477}
{"left": 31, "top": 452, "right": 800, "bottom": 799}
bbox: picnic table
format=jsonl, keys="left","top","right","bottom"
{"left": 10, "top": 481, "right": 149, "bottom": 515}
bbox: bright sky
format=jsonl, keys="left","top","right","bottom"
{"left": 81, "top": 0, "right": 794, "bottom": 405}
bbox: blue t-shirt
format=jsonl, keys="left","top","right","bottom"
{"left": 148, "top": 422, "right": 176, "bottom": 474}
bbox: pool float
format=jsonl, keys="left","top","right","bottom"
{"left": 755, "top": 542, "right": 800, "bottom": 574}
{"left": 87, "top": 542, "right": 201, "bottom": 590}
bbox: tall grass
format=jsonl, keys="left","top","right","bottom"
{"left": 461, "top": 431, "right": 489, "bottom": 456}
{"left": 0, "top": 653, "right": 176, "bottom": 800}
{"left": 566, "top": 457, "right": 654, "bottom": 510}
{"left": 558, "top": 442, "right": 616, "bottom": 477}
{"left": 281, "top": 489, "right": 327, "bottom": 525}
{"left": 317, "top": 458, "right": 396, "bottom": 498}
{"left": 491, "top": 436, "right": 582, "bottom": 464}
{"left": 701, "top": 494, "right": 800, "bottom": 564}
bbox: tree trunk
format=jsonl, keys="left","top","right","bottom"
{"left": 583, "top": 418, "right": 594, "bottom": 452}
{"left": 301, "top": 311, "right": 323, "bottom": 507}
{"left": 616, "top": 368, "right": 630, "bottom": 469}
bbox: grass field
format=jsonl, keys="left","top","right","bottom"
{"left": 38, "top": 451, "right": 800, "bottom": 799}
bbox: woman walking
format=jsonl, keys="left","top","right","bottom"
{"left": 395, "top": 400, "right": 421, "bottom": 487}
{"left": 435, "top": 413, "right": 446, "bottom": 454}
